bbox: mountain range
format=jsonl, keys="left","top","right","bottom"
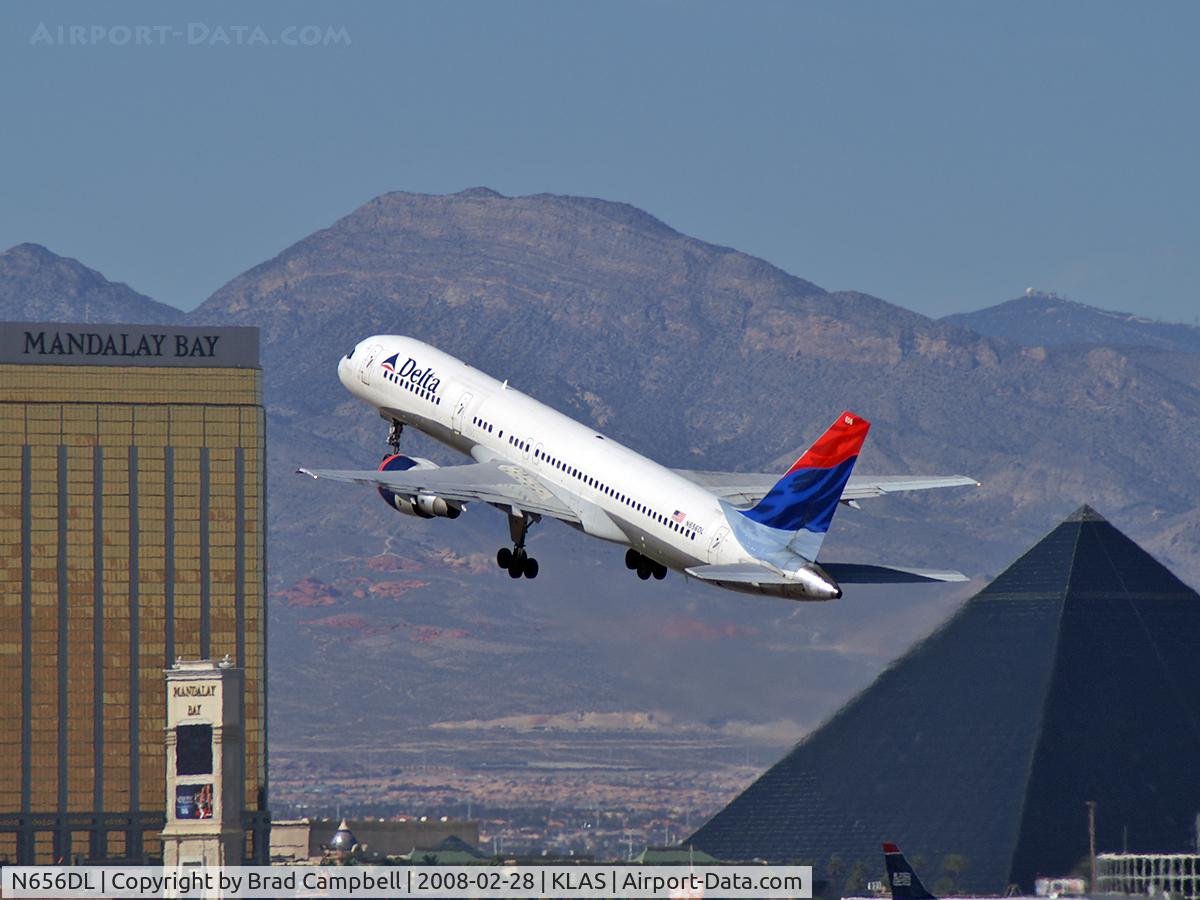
{"left": 0, "top": 242, "right": 184, "bottom": 324}
{"left": 943, "top": 290, "right": 1200, "bottom": 355}
{"left": 3, "top": 190, "right": 1199, "bottom": 845}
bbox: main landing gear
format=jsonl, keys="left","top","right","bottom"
{"left": 626, "top": 548, "right": 667, "bottom": 581}
{"left": 497, "top": 512, "right": 540, "bottom": 579}
{"left": 387, "top": 419, "right": 404, "bottom": 454}
{"left": 497, "top": 546, "right": 538, "bottom": 579}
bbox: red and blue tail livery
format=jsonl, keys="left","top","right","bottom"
{"left": 739, "top": 411, "right": 870, "bottom": 539}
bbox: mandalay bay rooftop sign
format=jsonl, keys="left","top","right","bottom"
{"left": 0, "top": 321, "right": 259, "bottom": 367}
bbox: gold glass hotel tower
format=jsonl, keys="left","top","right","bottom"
{"left": 0, "top": 322, "right": 269, "bottom": 864}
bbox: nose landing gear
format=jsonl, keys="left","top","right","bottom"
{"left": 386, "top": 419, "right": 404, "bottom": 454}
{"left": 497, "top": 511, "right": 540, "bottom": 579}
{"left": 625, "top": 548, "right": 667, "bottom": 581}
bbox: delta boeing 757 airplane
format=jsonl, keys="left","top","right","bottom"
{"left": 299, "top": 336, "right": 979, "bottom": 600}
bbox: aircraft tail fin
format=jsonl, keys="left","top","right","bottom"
{"left": 737, "top": 411, "right": 869, "bottom": 560}
{"left": 883, "top": 843, "right": 936, "bottom": 900}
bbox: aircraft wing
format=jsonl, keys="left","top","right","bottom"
{"left": 673, "top": 469, "right": 979, "bottom": 506}
{"left": 298, "top": 460, "right": 581, "bottom": 523}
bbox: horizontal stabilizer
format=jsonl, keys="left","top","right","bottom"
{"left": 685, "top": 563, "right": 796, "bottom": 585}
{"left": 673, "top": 469, "right": 980, "bottom": 506}
{"left": 821, "top": 563, "right": 968, "bottom": 583}
{"left": 842, "top": 474, "right": 980, "bottom": 500}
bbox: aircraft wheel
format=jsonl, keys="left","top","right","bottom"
{"left": 507, "top": 560, "right": 523, "bottom": 579}
{"left": 637, "top": 561, "right": 652, "bottom": 580}
{"left": 497, "top": 547, "right": 512, "bottom": 568}
{"left": 523, "top": 557, "right": 539, "bottom": 579}
{"left": 625, "top": 548, "right": 641, "bottom": 569}
{"left": 652, "top": 564, "right": 667, "bottom": 580}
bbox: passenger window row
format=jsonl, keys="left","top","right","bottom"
{"left": 528, "top": 446, "right": 697, "bottom": 542}
{"left": 472, "top": 415, "right": 495, "bottom": 434}
{"left": 386, "top": 371, "right": 441, "bottom": 405}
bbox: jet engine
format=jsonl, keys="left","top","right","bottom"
{"left": 376, "top": 454, "right": 462, "bottom": 519}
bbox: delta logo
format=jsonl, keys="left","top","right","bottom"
{"left": 382, "top": 354, "right": 441, "bottom": 392}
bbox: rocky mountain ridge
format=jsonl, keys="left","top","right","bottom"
{"left": 0, "top": 242, "right": 184, "bottom": 325}
{"left": 943, "top": 291, "right": 1200, "bottom": 355}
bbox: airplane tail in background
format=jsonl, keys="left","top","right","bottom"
{"left": 738, "top": 411, "right": 870, "bottom": 560}
{"left": 883, "top": 843, "right": 937, "bottom": 900}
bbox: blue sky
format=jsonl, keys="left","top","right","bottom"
{"left": 2, "top": 1, "right": 1197, "bottom": 321}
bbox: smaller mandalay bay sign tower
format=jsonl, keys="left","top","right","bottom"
{"left": 160, "top": 659, "right": 246, "bottom": 867}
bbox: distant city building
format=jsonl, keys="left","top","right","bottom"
{"left": 0, "top": 322, "right": 268, "bottom": 863}
{"left": 265, "top": 817, "right": 482, "bottom": 864}
{"left": 689, "top": 506, "right": 1200, "bottom": 894}
{"left": 1035, "top": 876, "right": 1087, "bottom": 896}
{"left": 307, "top": 817, "right": 481, "bottom": 860}
{"left": 325, "top": 818, "right": 361, "bottom": 864}
{"left": 269, "top": 818, "right": 313, "bottom": 863}
{"left": 636, "top": 846, "right": 722, "bottom": 865}
{"left": 1097, "top": 853, "right": 1200, "bottom": 899}
{"left": 395, "top": 835, "right": 488, "bottom": 865}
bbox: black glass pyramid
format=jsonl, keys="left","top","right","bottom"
{"left": 688, "top": 506, "right": 1200, "bottom": 894}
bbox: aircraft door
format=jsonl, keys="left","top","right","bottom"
{"left": 707, "top": 526, "right": 731, "bottom": 563}
{"left": 534, "top": 442, "right": 544, "bottom": 468}
{"left": 452, "top": 391, "right": 473, "bottom": 434}
{"left": 359, "top": 344, "right": 383, "bottom": 385}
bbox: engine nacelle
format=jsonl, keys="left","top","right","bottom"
{"left": 415, "top": 494, "right": 459, "bottom": 518}
{"left": 377, "top": 454, "right": 462, "bottom": 519}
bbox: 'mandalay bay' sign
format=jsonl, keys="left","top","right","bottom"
{"left": 0, "top": 322, "right": 259, "bottom": 367}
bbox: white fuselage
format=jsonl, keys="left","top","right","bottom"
{"left": 340, "top": 335, "right": 741, "bottom": 574}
